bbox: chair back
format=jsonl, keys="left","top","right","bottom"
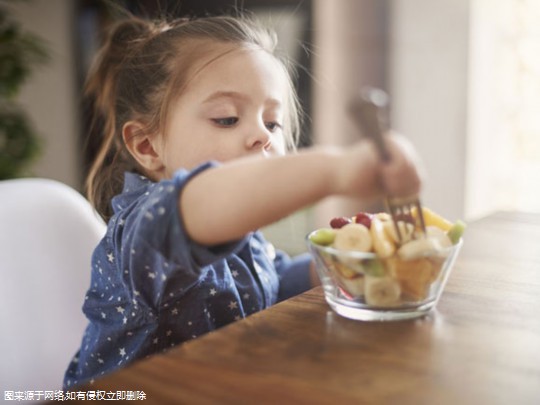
{"left": 0, "top": 178, "right": 106, "bottom": 392}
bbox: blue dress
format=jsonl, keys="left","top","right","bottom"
{"left": 63, "top": 162, "right": 312, "bottom": 389}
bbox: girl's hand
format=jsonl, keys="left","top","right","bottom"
{"left": 335, "top": 132, "right": 425, "bottom": 201}
{"left": 379, "top": 133, "right": 425, "bottom": 197}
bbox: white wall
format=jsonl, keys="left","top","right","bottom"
{"left": 466, "top": 0, "right": 540, "bottom": 218}
{"left": 9, "top": 0, "right": 80, "bottom": 190}
{"left": 312, "top": 0, "right": 471, "bottom": 225}
{"left": 312, "top": 0, "right": 388, "bottom": 227}
{"left": 388, "top": 0, "right": 470, "bottom": 222}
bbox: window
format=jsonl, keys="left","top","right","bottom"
{"left": 467, "top": 0, "right": 540, "bottom": 217}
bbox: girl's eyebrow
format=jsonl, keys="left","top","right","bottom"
{"left": 202, "top": 90, "right": 282, "bottom": 107}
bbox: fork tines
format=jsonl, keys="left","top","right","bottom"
{"left": 385, "top": 196, "right": 427, "bottom": 243}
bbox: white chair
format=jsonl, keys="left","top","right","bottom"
{"left": 0, "top": 178, "right": 106, "bottom": 393}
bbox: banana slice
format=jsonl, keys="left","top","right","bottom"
{"left": 333, "top": 262, "right": 358, "bottom": 279}
{"left": 333, "top": 223, "right": 373, "bottom": 252}
{"left": 397, "top": 237, "right": 443, "bottom": 260}
{"left": 365, "top": 276, "right": 401, "bottom": 306}
{"left": 425, "top": 226, "right": 452, "bottom": 248}
{"left": 374, "top": 212, "right": 392, "bottom": 221}
{"left": 383, "top": 220, "right": 415, "bottom": 244}
{"left": 370, "top": 217, "right": 396, "bottom": 258}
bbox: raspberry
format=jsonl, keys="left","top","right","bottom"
{"left": 354, "top": 212, "right": 373, "bottom": 229}
{"left": 330, "top": 216, "right": 351, "bottom": 229}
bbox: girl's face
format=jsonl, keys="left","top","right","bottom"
{"left": 157, "top": 45, "right": 288, "bottom": 179}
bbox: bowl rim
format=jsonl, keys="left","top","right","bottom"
{"left": 305, "top": 230, "right": 463, "bottom": 259}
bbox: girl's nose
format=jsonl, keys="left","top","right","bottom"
{"left": 245, "top": 126, "right": 271, "bottom": 151}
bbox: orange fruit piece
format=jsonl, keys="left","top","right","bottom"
{"left": 387, "top": 257, "right": 434, "bottom": 301}
{"left": 427, "top": 256, "right": 446, "bottom": 282}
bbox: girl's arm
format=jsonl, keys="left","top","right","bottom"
{"left": 180, "top": 135, "right": 422, "bottom": 245}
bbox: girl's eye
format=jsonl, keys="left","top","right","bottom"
{"left": 265, "top": 122, "right": 283, "bottom": 132}
{"left": 212, "top": 117, "right": 238, "bottom": 127}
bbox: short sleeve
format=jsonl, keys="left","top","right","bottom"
{"left": 114, "top": 162, "right": 249, "bottom": 308}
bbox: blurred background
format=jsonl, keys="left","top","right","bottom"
{"left": 3, "top": 0, "right": 540, "bottom": 254}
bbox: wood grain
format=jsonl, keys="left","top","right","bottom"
{"left": 74, "top": 212, "right": 540, "bottom": 404}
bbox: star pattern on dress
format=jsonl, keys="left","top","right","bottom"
{"left": 64, "top": 170, "right": 308, "bottom": 390}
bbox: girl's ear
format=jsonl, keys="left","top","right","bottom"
{"left": 122, "top": 121, "right": 165, "bottom": 173}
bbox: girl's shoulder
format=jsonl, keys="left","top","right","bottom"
{"left": 102, "top": 162, "right": 251, "bottom": 270}
{"left": 111, "top": 162, "right": 218, "bottom": 217}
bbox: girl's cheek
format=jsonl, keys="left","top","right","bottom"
{"left": 272, "top": 136, "right": 286, "bottom": 156}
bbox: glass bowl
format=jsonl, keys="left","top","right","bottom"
{"left": 306, "top": 233, "right": 463, "bottom": 321}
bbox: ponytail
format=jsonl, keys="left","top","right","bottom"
{"left": 85, "top": 17, "right": 154, "bottom": 221}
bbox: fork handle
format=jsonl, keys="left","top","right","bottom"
{"left": 349, "top": 87, "right": 391, "bottom": 162}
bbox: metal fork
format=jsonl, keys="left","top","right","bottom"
{"left": 348, "top": 87, "right": 426, "bottom": 243}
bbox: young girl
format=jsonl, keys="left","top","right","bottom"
{"left": 64, "top": 14, "right": 423, "bottom": 388}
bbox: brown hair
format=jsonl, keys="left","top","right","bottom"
{"left": 85, "top": 14, "right": 302, "bottom": 221}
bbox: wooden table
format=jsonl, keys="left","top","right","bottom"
{"left": 78, "top": 212, "right": 540, "bottom": 404}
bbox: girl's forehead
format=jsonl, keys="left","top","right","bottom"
{"left": 181, "top": 43, "right": 288, "bottom": 99}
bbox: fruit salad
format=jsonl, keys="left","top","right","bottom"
{"left": 307, "top": 207, "right": 465, "bottom": 307}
